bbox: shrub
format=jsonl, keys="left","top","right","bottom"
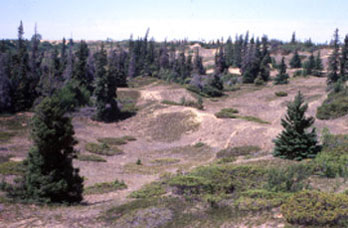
{"left": 265, "top": 163, "right": 311, "bottom": 193}
{"left": 282, "top": 190, "right": 348, "bottom": 225}
{"left": 215, "top": 108, "right": 239, "bottom": 118}
{"left": 275, "top": 91, "right": 288, "bottom": 97}
{"left": 85, "top": 179, "right": 127, "bottom": 194}
{"left": 293, "top": 70, "right": 303, "bottom": 77}
{"left": 85, "top": 143, "right": 123, "bottom": 156}
{"left": 217, "top": 146, "right": 261, "bottom": 158}
{"left": 77, "top": 154, "right": 107, "bottom": 162}
{"left": 97, "top": 137, "right": 127, "bottom": 145}
{"left": 129, "top": 183, "right": 166, "bottom": 199}
{"left": 316, "top": 89, "right": 348, "bottom": 120}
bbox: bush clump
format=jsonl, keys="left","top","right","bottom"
{"left": 129, "top": 183, "right": 166, "bottom": 199}
{"left": 217, "top": 145, "right": 261, "bottom": 158}
{"left": 275, "top": 91, "right": 288, "bottom": 97}
{"left": 282, "top": 190, "right": 348, "bottom": 226}
{"left": 85, "top": 142, "right": 123, "bottom": 156}
{"left": 316, "top": 89, "right": 348, "bottom": 120}
{"left": 77, "top": 154, "right": 107, "bottom": 162}
{"left": 215, "top": 108, "right": 239, "bottom": 118}
{"left": 85, "top": 179, "right": 127, "bottom": 194}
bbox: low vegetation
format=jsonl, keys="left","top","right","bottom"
{"left": 77, "top": 154, "right": 107, "bottom": 162}
{"left": 85, "top": 142, "right": 123, "bottom": 156}
{"left": 84, "top": 179, "right": 127, "bottom": 195}
{"left": 275, "top": 91, "right": 288, "bottom": 97}
{"left": 129, "top": 182, "right": 166, "bottom": 199}
{"left": 316, "top": 89, "right": 348, "bottom": 120}
{"left": 215, "top": 108, "right": 270, "bottom": 124}
{"left": 217, "top": 145, "right": 261, "bottom": 158}
{"left": 162, "top": 96, "right": 204, "bottom": 110}
{"left": 0, "top": 161, "right": 25, "bottom": 175}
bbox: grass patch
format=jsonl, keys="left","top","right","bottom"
{"left": 84, "top": 179, "right": 127, "bottom": 195}
{"left": 275, "top": 91, "right": 288, "bottom": 97}
{"left": 0, "top": 132, "right": 16, "bottom": 144}
{"left": 129, "top": 182, "right": 166, "bottom": 199}
{"left": 237, "top": 115, "right": 270, "bottom": 124}
{"left": 0, "top": 161, "right": 25, "bottom": 175}
{"left": 162, "top": 96, "right": 203, "bottom": 110}
{"left": 217, "top": 146, "right": 261, "bottom": 158}
{"left": 194, "top": 142, "right": 205, "bottom": 148}
{"left": 117, "top": 89, "right": 140, "bottom": 117}
{"left": 77, "top": 154, "right": 106, "bottom": 162}
{"left": 150, "top": 158, "right": 180, "bottom": 165}
{"left": 215, "top": 108, "right": 239, "bottom": 118}
{"left": 0, "top": 115, "right": 30, "bottom": 131}
{"left": 85, "top": 143, "right": 123, "bottom": 156}
{"left": 97, "top": 136, "right": 136, "bottom": 145}
{"left": 316, "top": 89, "right": 348, "bottom": 120}
{"left": 147, "top": 111, "right": 200, "bottom": 142}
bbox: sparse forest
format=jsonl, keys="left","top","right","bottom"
{"left": 0, "top": 21, "right": 347, "bottom": 227}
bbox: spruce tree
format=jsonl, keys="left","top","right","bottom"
{"left": 215, "top": 45, "right": 227, "bottom": 74}
{"left": 94, "top": 44, "right": 119, "bottom": 122}
{"left": 73, "top": 40, "right": 91, "bottom": 91}
{"left": 274, "top": 57, "right": 289, "bottom": 85}
{"left": 0, "top": 54, "right": 12, "bottom": 113}
{"left": 193, "top": 48, "right": 205, "bottom": 75}
{"left": 289, "top": 50, "right": 302, "bottom": 68}
{"left": 314, "top": 51, "right": 323, "bottom": 76}
{"left": 303, "top": 53, "right": 315, "bottom": 76}
{"left": 24, "top": 95, "right": 83, "bottom": 203}
{"left": 291, "top": 32, "right": 296, "bottom": 44}
{"left": 340, "top": 34, "right": 348, "bottom": 81}
{"left": 327, "top": 29, "right": 340, "bottom": 85}
{"left": 273, "top": 91, "right": 321, "bottom": 160}
{"left": 225, "top": 37, "right": 234, "bottom": 67}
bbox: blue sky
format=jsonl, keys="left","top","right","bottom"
{"left": 1, "top": 0, "right": 347, "bottom": 42}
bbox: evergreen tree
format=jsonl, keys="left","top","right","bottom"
{"left": 233, "top": 35, "right": 243, "bottom": 67}
{"left": 109, "top": 50, "right": 127, "bottom": 88}
{"left": 12, "top": 21, "right": 33, "bottom": 111}
{"left": 0, "top": 54, "right": 12, "bottom": 113}
{"left": 29, "top": 24, "right": 41, "bottom": 97}
{"left": 303, "top": 53, "right": 315, "bottom": 76}
{"left": 291, "top": 32, "right": 296, "bottom": 44}
{"left": 273, "top": 91, "right": 321, "bottom": 160}
{"left": 241, "top": 40, "right": 260, "bottom": 83}
{"left": 340, "top": 34, "right": 348, "bottom": 81}
{"left": 274, "top": 57, "right": 289, "bottom": 85}
{"left": 60, "top": 38, "right": 67, "bottom": 75}
{"left": 225, "top": 37, "right": 234, "bottom": 67}
{"left": 128, "top": 51, "right": 136, "bottom": 78}
{"left": 94, "top": 44, "right": 119, "bottom": 122}
{"left": 193, "top": 48, "right": 205, "bottom": 75}
{"left": 215, "top": 45, "right": 227, "bottom": 74}
{"left": 327, "top": 29, "right": 340, "bottom": 85}
{"left": 313, "top": 51, "right": 323, "bottom": 76}
{"left": 23, "top": 95, "right": 83, "bottom": 203}
{"left": 73, "top": 40, "right": 92, "bottom": 91}
{"left": 63, "top": 39, "right": 74, "bottom": 82}
{"left": 289, "top": 50, "right": 302, "bottom": 68}
{"left": 159, "top": 43, "right": 169, "bottom": 69}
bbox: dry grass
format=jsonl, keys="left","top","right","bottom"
{"left": 147, "top": 111, "right": 200, "bottom": 142}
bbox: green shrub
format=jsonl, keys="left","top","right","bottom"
{"left": 77, "top": 154, "right": 107, "bottom": 162}
{"left": 238, "top": 115, "right": 270, "bottom": 124}
{"left": 136, "top": 159, "right": 142, "bottom": 165}
{"left": 316, "top": 89, "right": 348, "bottom": 120}
{"left": 265, "top": 163, "right": 311, "bottom": 192}
{"left": 150, "top": 158, "right": 180, "bottom": 165}
{"left": 129, "top": 183, "right": 166, "bottom": 199}
{"left": 85, "top": 179, "right": 127, "bottom": 194}
{"left": 194, "top": 142, "right": 205, "bottom": 148}
{"left": 217, "top": 145, "right": 261, "bottom": 158}
{"left": 162, "top": 96, "right": 204, "bottom": 110}
{"left": 282, "top": 190, "right": 348, "bottom": 225}
{"left": 85, "top": 143, "right": 123, "bottom": 156}
{"left": 215, "top": 108, "right": 239, "bottom": 118}
{"left": 293, "top": 70, "right": 303, "bottom": 77}
{"left": 275, "top": 91, "right": 288, "bottom": 97}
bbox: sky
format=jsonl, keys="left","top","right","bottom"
{"left": 1, "top": 0, "right": 348, "bottom": 43}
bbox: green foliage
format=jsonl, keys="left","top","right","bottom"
{"left": 136, "top": 159, "right": 142, "bottom": 165}
{"left": 273, "top": 91, "right": 321, "bottom": 160}
{"left": 316, "top": 88, "right": 348, "bottom": 120}
{"left": 289, "top": 50, "right": 302, "bottom": 68}
{"left": 217, "top": 146, "right": 261, "bottom": 158}
{"left": 265, "top": 163, "right": 311, "bottom": 192}
{"left": 85, "top": 142, "right": 123, "bottom": 156}
{"left": 194, "top": 142, "right": 205, "bottom": 148}
{"left": 0, "top": 161, "right": 25, "bottom": 175}
{"left": 77, "top": 154, "right": 106, "bottom": 162}
{"left": 282, "top": 190, "right": 348, "bottom": 226}
{"left": 238, "top": 115, "right": 270, "bottom": 124}
{"left": 254, "top": 75, "right": 265, "bottom": 86}
{"left": 312, "top": 132, "right": 348, "bottom": 178}
{"left": 274, "top": 57, "right": 289, "bottom": 85}
{"left": 151, "top": 158, "right": 180, "bottom": 165}
{"left": 162, "top": 96, "right": 204, "bottom": 110}
{"left": 54, "top": 80, "right": 90, "bottom": 112}
{"left": 94, "top": 43, "right": 120, "bottom": 122}
{"left": 11, "top": 96, "right": 84, "bottom": 204}
{"left": 85, "top": 179, "right": 127, "bottom": 194}
{"left": 275, "top": 91, "right": 288, "bottom": 97}
{"left": 215, "top": 108, "right": 239, "bottom": 118}
{"left": 129, "top": 182, "right": 166, "bottom": 199}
